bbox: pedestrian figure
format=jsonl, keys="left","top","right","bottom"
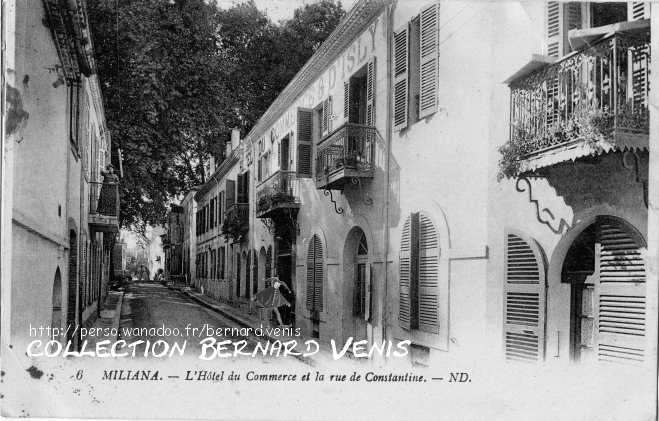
{"left": 253, "top": 277, "right": 292, "bottom": 327}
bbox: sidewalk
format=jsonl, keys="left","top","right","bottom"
{"left": 168, "top": 283, "right": 333, "bottom": 366}
{"left": 84, "top": 290, "right": 124, "bottom": 347}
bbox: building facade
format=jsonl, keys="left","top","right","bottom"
{"left": 487, "top": 1, "right": 656, "bottom": 376}
{"left": 181, "top": 189, "right": 198, "bottom": 286}
{"left": 2, "top": 0, "right": 120, "bottom": 349}
{"left": 170, "top": 0, "right": 658, "bottom": 404}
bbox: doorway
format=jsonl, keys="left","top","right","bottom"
{"left": 562, "top": 216, "right": 646, "bottom": 365}
{"left": 343, "top": 227, "right": 370, "bottom": 343}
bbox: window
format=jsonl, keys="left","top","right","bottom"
{"left": 306, "top": 234, "right": 324, "bottom": 312}
{"left": 353, "top": 232, "right": 369, "bottom": 318}
{"left": 393, "top": 3, "right": 439, "bottom": 131}
{"left": 399, "top": 212, "right": 439, "bottom": 334}
{"left": 546, "top": 2, "right": 637, "bottom": 58}
{"left": 344, "top": 59, "right": 376, "bottom": 126}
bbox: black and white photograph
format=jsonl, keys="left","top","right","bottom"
{"left": 1, "top": 0, "right": 658, "bottom": 419}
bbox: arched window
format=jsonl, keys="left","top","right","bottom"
{"left": 353, "top": 232, "right": 368, "bottom": 317}
{"left": 306, "top": 234, "right": 324, "bottom": 312}
{"left": 399, "top": 212, "right": 439, "bottom": 333}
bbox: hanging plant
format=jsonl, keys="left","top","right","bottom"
{"left": 221, "top": 212, "right": 248, "bottom": 243}
{"left": 497, "top": 107, "right": 621, "bottom": 180}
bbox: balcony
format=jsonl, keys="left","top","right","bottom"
{"left": 315, "top": 123, "right": 377, "bottom": 190}
{"left": 256, "top": 170, "right": 300, "bottom": 219}
{"left": 503, "top": 29, "right": 650, "bottom": 177}
{"left": 89, "top": 181, "right": 120, "bottom": 233}
{"left": 221, "top": 203, "right": 249, "bottom": 243}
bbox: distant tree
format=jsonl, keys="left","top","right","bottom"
{"left": 88, "top": 0, "right": 344, "bottom": 235}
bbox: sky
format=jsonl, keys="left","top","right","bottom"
{"left": 214, "top": 0, "right": 357, "bottom": 22}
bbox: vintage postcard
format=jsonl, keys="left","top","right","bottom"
{"left": 1, "top": 0, "right": 657, "bottom": 420}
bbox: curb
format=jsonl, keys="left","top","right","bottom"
{"left": 168, "top": 285, "right": 315, "bottom": 366}
{"left": 111, "top": 291, "right": 124, "bottom": 341}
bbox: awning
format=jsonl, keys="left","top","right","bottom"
{"left": 503, "top": 54, "right": 556, "bottom": 85}
{"left": 520, "top": 131, "right": 648, "bottom": 173}
{"left": 568, "top": 19, "right": 650, "bottom": 51}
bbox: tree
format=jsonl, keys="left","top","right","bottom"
{"left": 88, "top": 0, "right": 344, "bottom": 235}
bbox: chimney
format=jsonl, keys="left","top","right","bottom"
{"left": 231, "top": 128, "right": 241, "bottom": 150}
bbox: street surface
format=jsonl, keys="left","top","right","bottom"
{"left": 118, "top": 282, "right": 276, "bottom": 359}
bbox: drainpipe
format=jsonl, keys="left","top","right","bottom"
{"left": 382, "top": 1, "right": 396, "bottom": 343}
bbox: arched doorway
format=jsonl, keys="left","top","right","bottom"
{"left": 561, "top": 216, "right": 646, "bottom": 366}
{"left": 67, "top": 230, "right": 78, "bottom": 345}
{"left": 51, "top": 267, "right": 62, "bottom": 337}
{"left": 342, "top": 227, "right": 369, "bottom": 342}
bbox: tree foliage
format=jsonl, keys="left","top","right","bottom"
{"left": 88, "top": 0, "right": 344, "bottom": 234}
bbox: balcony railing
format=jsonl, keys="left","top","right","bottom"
{"left": 508, "top": 31, "right": 650, "bottom": 162}
{"left": 315, "top": 123, "right": 376, "bottom": 190}
{"left": 89, "top": 181, "right": 120, "bottom": 232}
{"left": 256, "top": 170, "right": 300, "bottom": 218}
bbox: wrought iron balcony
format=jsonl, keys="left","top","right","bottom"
{"left": 256, "top": 170, "right": 300, "bottom": 219}
{"left": 89, "top": 181, "right": 120, "bottom": 233}
{"left": 315, "top": 123, "right": 377, "bottom": 190}
{"left": 504, "top": 30, "right": 650, "bottom": 176}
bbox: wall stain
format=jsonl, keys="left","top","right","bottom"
{"left": 5, "top": 84, "right": 29, "bottom": 137}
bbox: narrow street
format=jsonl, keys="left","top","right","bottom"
{"left": 118, "top": 282, "right": 270, "bottom": 359}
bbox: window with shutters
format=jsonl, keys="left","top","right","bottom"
{"left": 297, "top": 108, "right": 313, "bottom": 178}
{"left": 306, "top": 234, "right": 324, "bottom": 313}
{"left": 399, "top": 212, "right": 441, "bottom": 336}
{"left": 319, "top": 97, "right": 334, "bottom": 137}
{"left": 503, "top": 231, "right": 547, "bottom": 363}
{"left": 546, "top": 2, "right": 636, "bottom": 59}
{"left": 393, "top": 3, "right": 439, "bottom": 131}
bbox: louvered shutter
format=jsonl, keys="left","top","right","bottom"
{"left": 366, "top": 57, "right": 376, "bottom": 126}
{"left": 503, "top": 232, "right": 546, "bottom": 362}
{"left": 399, "top": 216, "right": 412, "bottom": 330}
{"left": 365, "top": 266, "right": 372, "bottom": 323}
{"left": 245, "top": 252, "right": 251, "bottom": 298}
{"left": 306, "top": 237, "right": 316, "bottom": 311}
{"left": 297, "top": 109, "right": 313, "bottom": 177}
{"left": 236, "top": 174, "right": 245, "bottom": 203}
{"left": 314, "top": 236, "right": 324, "bottom": 311}
{"left": 265, "top": 246, "right": 272, "bottom": 278}
{"left": 418, "top": 213, "right": 439, "bottom": 333}
{"left": 594, "top": 220, "right": 646, "bottom": 365}
{"left": 344, "top": 81, "right": 351, "bottom": 123}
{"left": 629, "top": 2, "right": 650, "bottom": 21}
{"left": 393, "top": 26, "right": 409, "bottom": 131}
{"left": 321, "top": 98, "right": 331, "bottom": 136}
{"left": 546, "top": 2, "right": 582, "bottom": 58}
{"left": 225, "top": 179, "right": 235, "bottom": 208}
{"left": 419, "top": 3, "right": 439, "bottom": 119}
{"left": 627, "top": 4, "right": 650, "bottom": 111}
